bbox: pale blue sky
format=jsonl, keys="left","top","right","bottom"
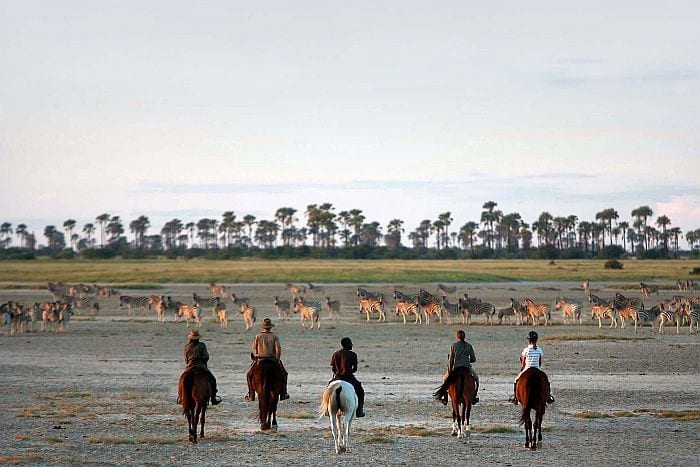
{"left": 1, "top": 1, "right": 699, "bottom": 244}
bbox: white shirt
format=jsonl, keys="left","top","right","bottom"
{"left": 521, "top": 344, "right": 543, "bottom": 369}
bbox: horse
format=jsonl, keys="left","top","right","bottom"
{"left": 178, "top": 366, "right": 212, "bottom": 444}
{"left": 433, "top": 367, "right": 476, "bottom": 440}
{"left": 515, "top": 367, "right": 550, "bottom": 450}
{"left": 249, "top": 355, "right": 285, "bottom": 431}
{"left": 319, "top": 380, "right": 358, "bottom": 454}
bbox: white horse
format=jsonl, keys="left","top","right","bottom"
{"left": 319, "top": 380, "right": 358, "bottom": 454}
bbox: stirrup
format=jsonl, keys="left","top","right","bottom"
{"left": 211, "top": 396, "right": 222, "bottom": 405}
{"left": 547, "top": 395, "right": 555, "bottom": 404}
{"left": 472, "top": 396, "right": 479, "bottom": 404}
{"left": 280, "top": 393, "right": 290, "bottom": 401}
{"left": 356, "top": 409, "right": 365, "bottom": 418}
{"left": 509, "top": 396, "right": 518, "bottom": 405}
{"left": 245, "top": 393, "right": 255, "bottom": 402}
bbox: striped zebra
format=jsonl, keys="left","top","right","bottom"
{"left": 509, "top": 298, "right": 531, "bottom": 326}
{"left": 496, "top": 306, "right": 515, "bottom": 325}
{"left": 688, "top": 303, "right": 700, "bottom": 334}
{"left": 522, "top": 298, "right": 550, "bottom": 326}
{"left": 555, "top": 298, "right": 581, "bottom": 325}
{"left": 440, "top": 296, "right": 461, "bottom": 324}
{"left": 458, "top": 296, "right": 495, "bottom": 326}
{"left": 57, "top": 303, "right": 73, "bottom": 333}
{"left": 293, "top": 297, "right": 321, "bottom": 329}
{"left": 97, "top": 286, "right": 119, "bottom": 299}
{"left": 582, "top": 280, "right": 590, "bottom": 294}
{"left": 357, "top": 288, "right": 383, "bottom": 302}
{"left": 393, "top": 290, "right": 419, "bottom": 304}
{"left": 47, "top": 282, "right": 68, "bottom": 300}
{"left": 588, "top": 293, "right": 612, "bottom": 308}
{"left": 273, "top": 296, "right": 290, "bottom": 320}
{"left": 207, "top": 282, "right": 226, "bottom": 297}
{"left": 307, "top": 283, "right": 324, "bottom": 297}
{"left": 395, "top": 300, "right": 422, "bottom": 324}
{"left": 178, "top": 304, "right": 201, "bottom": 327}
{"left": 616, "top": 304, "right": 639, "bottom": 333}
{"left": 358, "top": 298, "right": 386, "bottom": 322}
{"left": 193, "top": 293, "right": 223, "bottom": 318}
{"left": 119, "top": 295, "right": 152, "bottom": 317}
{"left": 437, "top": 283, "right": 457, "bottom": 294}
{"left": 240, "top": 302, "right": 256, "bottom": 330}
{"left": 591, "top": 305, "right": 617, "bottom": 328}
{"left": 639, "top": 282, "right": 659, "bottom": 298}
{"left": 230, "top": 293, "right": 251, "bottom": 311}
{"left": 285, "top": 283, "right": 307, "bottom": 299}
{"left": 657, "top": 301, "right": 685, "bottom": 335}
{"left": 72, "top": 296, "right": 100, "bottom": 317}
{"left": 325, "top": 296, "right": 340, "bottom": 319}
{"left": 613, "top": 293, "right": 643, "bottom": 312}
{"left": 636, "top": 304, "right": 661, "bottom": 331}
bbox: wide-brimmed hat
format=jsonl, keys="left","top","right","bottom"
{"left": 187, "top": 330, "right": 201, "bottom": 340}
{"left": 261, "top": 318, "right": 275, "bottom": 329}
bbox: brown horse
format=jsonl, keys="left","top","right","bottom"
{"left": 249, "top": 355, "right": 285, "bottom": 431}
{"left": 433, "top": 367, "right": 475, "bottom": 439}
{"left": 178, "top": 367, "right": 212, "bottom": 444}
{"left": 515, "top": 367, "right": 549, "bottom": 450}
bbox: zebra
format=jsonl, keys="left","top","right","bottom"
{"left": 437, "top": 283, "right": 457, "bottom": 294}
{"left": 325, "top": 296, "right": 340, "bottom": 318}
{"left": 582, "top": 280, "right": 590, "bottom": 294}
{"left": 688, "top": 303, "right": 700, "bottom": 334}
{"left": 461, "top": 295, "right": 495, "bottom": 325}
{"left": 307, "top": 283, "right": 324, "bottom": 297}
{"left": 440, "top": 295, "right": 461, "bottom": 324}
{"left": 555, "top": 298, "right": 581, "bottom": 325}
{"left": 358, "top": 297, "right": 386, "bottom": 322}
{"left": 616, "top": 304, "right": 639, "bottom": 333}
{"left": 273, "top": 296, "right": 290, "bottom": 320}
{"left": 393, "top": 290, "right": 419, "bottom": 304}
{"left": 636, "top": 304, "right": 661, "bottom": 332}
{"left": 230, "top": 293, "right": 250, "bottom": 311}
{"left": 591, "top": 305, "right": 617, "bottom": 328}
{"left": 285, "top": 283, "right": 307, "bottom": 299}
{"left": 207, "top": 282, "right": 226, "bottom": 297}
{"left": 509, "top": 298, "right": 531, "bottom": 326}
{"left": 657, "top": 301, "right": 685, "bottom": 334}
{"left": 395, "top": 300, "right": 422, "bottom": 324}
{"left": 357, "top": 288, "right": 383, "bottom": 302}
{"left": 118, "top": 295, "right": 152, "bottom": 317}
{"left": 97, "top": 286, "right": 119, "bottom": 299}
{"left": 522, "top": 298, "right": 550, "bottom": 326}
{"left": 240, "top": 302, "right": 256, "bottom": 330}
{"left": 178, "top": 304, "right": 201, "bottom": 327}
{"left": 72, "top": 296, "right": 100, "bottom": 316}
{"left": 47, "top": 282, "right": 68, "bottom": 300}
{"left": 165, "top": 296, "right": 184, "bottom": 322}
{"left": 496, "top": 306, "right": 515, "bottom": 325}
{"left": 293, "top": 297, "right": 321, "bottom": 329}
{"left": 640, "top": 282, "right": 659, "bottom": 298}
{"left": 193, "top": 293, "right": 223, "bottom": 319}
{"left": 57, "top": 302, "right": 73, "bottom": 333}
{"left": 1, "top": 302, "right": 14, "bottom": 336}
{"left": 589, "top": 293, "right": 612, "bottom": 308}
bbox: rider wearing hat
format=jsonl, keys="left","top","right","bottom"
{"left": 445, "top": 329, "right": 480, "bottom": 404}
{"left": 183, "top": 329, "right": 222, "bottom": 405}
{"left": 245, "top": 318, "right": 290, "bottom": 402}
{"left": 330, "top": 337, "right": 366, "bottom": 417}
{"left": 509, "top": 330, "right": 555, "bottom": 404}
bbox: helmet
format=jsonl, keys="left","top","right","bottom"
{"left": 527, "top": 331, "right": 538, "bottom": 342}
{"left": 341, "top": 337, "right": 353, "bottom": 349}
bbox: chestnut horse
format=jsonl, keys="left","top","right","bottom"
{"left": 515, "top": 367, "right": 550, "bottom": 450}
{"left": 178, "top": 367, "right": 212, "bottom": 444}
{"left": 433, "top": 367, "right": 476, "bottom": 439}
{"left": 249, "top": 355, "right": 286, "bottom": 431}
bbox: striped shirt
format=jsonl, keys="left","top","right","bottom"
{"left": 521, "top": 344, "right": 543, "bottom": 369}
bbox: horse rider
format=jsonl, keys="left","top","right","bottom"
{"left": 444, "top": 329, "right": 479, "bottom": 404}
{"left": 509, "top": 330, "right": 555, "bottom": 404}
{"left": 183, "top": 329, "right": 222, "bottom": 405}
{"left": 245, "top": 317, "right": 290, "bottom": 402}
{"left": 330, "top": 337, "right": 366, "bottom": 418}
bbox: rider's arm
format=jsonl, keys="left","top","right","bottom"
{"left": 469, "top": 345, "right": 476, "bottom": 363}
{"left": 447, "top": 345, "right": 455, "bottom": 372}
{"left": 274, "top": 335, "right": 281, "bottom": 359}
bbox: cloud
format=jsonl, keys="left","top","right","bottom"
{"left": 35, "top": 192, "right": 56, "bottom": 202}
{"left": 655, "top": 195, "right": 700, "bottom": 231}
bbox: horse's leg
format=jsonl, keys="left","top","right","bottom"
{"left": 536, "top": 406, "right": 543, "bottom": 447}
{"left": 330, "top": 411, "right": 340, "bottom": 453}
{"left": 200, "top": 404, "right": 206, "bottom": 438}
{"left": 450, "top": 397, "right": 460, "bottom": 436}
{"left": 187, "top": 408, "right": 196, "bottom": 443}
{"left": 192, "top": 406, "right": 200, "bottom": 444}
{"left": 345, "top": 411, "right": 354, "bottom": 453}
{"left": 464, "top": 401, "right": 472, "bottom": 441}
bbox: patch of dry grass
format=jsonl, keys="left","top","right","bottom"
{"left": 574, "top": 411, "right": 612, "bottom": 419}
{"left": 0, "top": 454, "right": 42, "bottom": 464}
{"left": 362, "top": 436, "right": 395, "bottom": 444}
{"left": 206, "top": 430, "right": 240, "bottom": 442}
{"left": 370, "top": 425, "right": 441, "bottom": 437}
{"left": 45, "top": 436, "right": 64, "bottom": 444}
{"left": 282, "top": 411, "right": 315, "bottom": 420}
{"left": 13, "top": 434, "right": 31, "bottom": 441}
{"left": 88, "top": 435, "right": 178, "bottom": 445}
{"left": 46, "top": 391, "right": 94, "bottom": 399}
{"left": 652, "top": 409, "right": 700, "bottom": 421}
{"left": 611, "top": 410, "right": 637, "bottom": 417}
{"left": 472, "top": 424, "right": 518, "bottom": 433}
{"left": 542, "top": 334, "right": 651, "bottom": 342}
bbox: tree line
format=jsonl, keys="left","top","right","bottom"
{"left": 1, "top": 202, "right": 699, "bottom": 260}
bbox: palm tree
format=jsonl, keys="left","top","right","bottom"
{"left": 349, "top": 209, "right": 365, "bottom": 247}
{"left": 577, "top": 221, "right": 592, "bottom": 255}
{"left": 220, "top": 211, "right": 236, "bottom": 249}
{"left": 618, "top": 221, "right": 629, "bottom": 251}
{"left": 82, "top": 223, "right": 95, "bottom": 248}
{"left": 669, "top": 227, "right": 682, "bottom": 257}
{"left": 459, "top": 221, "right": 479, "bottom": 252}
{"left": 129, "top": 216, "right": 150, "bottom": 248}
{"left": 438, "top": 212, "right": 453, "bottom": 247}
{"left": 656, "top": 215, "right": 671, "bottom": 257}
{"left": 106, "top": 216, "right": 124, "bottom": 245}
{"left": 336, "top": 211, "right": 352, "bottom": 247}
{"left": 501, "top": 213, "right": 523, "bottom": 253}
{"left": 631, "top": 206, "right": 653, "bottom": 250}
{"left": 432, "top": 219, "right": 445, "bottom": 250}
{"left": 185, "top": 222, "right": 195, "bottom": 248}
{"left": 63, "top": 219, "right": 76, "bottom": 250}
{"left": 95, "top": 213, "right": 110, "bottom": 247}
{"left": 480, "top": 201, "right": 499, "bottom": 249}
{"left": 385, "top": 219, "right": 404, "bottom": 249}
{"left": 15, "top": 223, "right": 27, "bottom": 248}
{"left": 1, "top": 222, "right": 13, "bottom": 248}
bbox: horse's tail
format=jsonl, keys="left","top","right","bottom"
{"left": 259, "top": 381, "right": 272, "bottom": 426}
{"left": 519, "top": 368, "right": 545, "bottom": 425}
{"left": 319, "top": 382, "right": 341, "bottom": 418}
{"left": 179, "top": 369, "right": 194, "bottom": 416}
{"left": 433, "top": 381, "right": 449, "bottom": 405}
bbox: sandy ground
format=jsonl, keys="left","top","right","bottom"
{"left": 1, "top": 282, "right": 699, "bottom": 466}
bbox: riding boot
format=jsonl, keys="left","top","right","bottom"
{"left": 245, "top": 371, "right": 255, "bottom": 401}
{"left": 472, "top": 375, "right": 480, "bottom": 404}
{"left": 356, "top": 393, "right": 365, "bottom": 418}
{"left": 547, "top": 394, "right": 555, "bottom": 404}
{"left": 279, "top": 361, "right": 290, "bottom": 400}
{"left": 509, "top": 382, "right": 518, "bottom": 404}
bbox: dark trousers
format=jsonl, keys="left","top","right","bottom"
{"left": 206, "top": 369, "right": 218, "bottom": 396}
{"left": 247, "top": 358, "right": 288, "bottom": 395}
{"left": 332, "top": 374, "right": 365, "bottom": 410}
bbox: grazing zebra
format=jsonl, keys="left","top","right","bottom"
{"left": 285, "top": 283, "right": 307, "bottom": 299}
{"left": 72, "top": 296, "right": 100, "bottom": 317}
{"left": 591, "top": 305, "right": 617, "bottom": 328}
{"left": 440, "top": 296, "right": 461, "bottom": 324}
{"left": 639, "top": 282, "right": 659, "bottom": 298}
{"left": 437, "top": 283, "right": 457, "bottom": 294}
{"left": 178, "top": 305, "right": 201, "bottom": 327}
{"left": 555, "top": 298, "right": 581, "bottom": 325}
{"left": 193, "top": 293, "right": 223, "bottom": 318}
{"left": 459, "top": 295, "right": 495, "bottom": 325}
{"left": 636, "top": 304, "right": 661, "bottom": 331}
{"left": 657, "top": 302, "right": 685, "bottom": 335}
{"left": 325, "top": 296, "right": 341, "bottom": 318}
{"left": 395, "top": 300, "right": 422, "bottom": 324}
{"left": 582, "top": 280, "right": 590, "bottom": 294}
{"left": 393, "top": 290, "right": 419, "bottom": 304}
{"left": 358, "top": 298, "right": 386, "bottom": 322}
{"left": 207, "top": 282, "right": 226, "bottom": 297}
{"left": 307, "top": 283, "right": 324, "bottom": 297}
{"left": 230, "top": 293, "right": 250, "bottom": 311}
{"left": 496, "top": 306, "right": 515, "bottom": 325}
{"left": 509, "top": 298, "right": 531, "bottom": 326}
{"left": 240, "top": 302, "right": 256, "bottom": 330}
{"left": 522, "top": 298, "right": 550, "bottom": 326}
{"left": 588, "top": 293, "right": 612, "bottom": 308}
{"left": 119, "top": 295, "right": 152, "bottom": 317}
{"left": 273, "top": 296, "right": 290, "bottom": 320}
{"left": 616, "top": 304, "right": 639, "bottom": 333}
{"left": 97, "top": 286, "right": 119, "bottom": 299}
{"left": 293, "top": 297, "right": 321, "bottom": 329}
{"left": 357, "top": 288, "right": 383, "bottom": 302}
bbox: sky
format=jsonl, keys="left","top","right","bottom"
{"left": 1, "top": 1, "right": 699, "bottom": 246}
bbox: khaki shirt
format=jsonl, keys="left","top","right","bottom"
{"left": 184, "top": 341, "right": 209, "bottom": 369}
{"left": 253, "top": 332, "right": 281, "bottom": 358}
{"left": 448, "top": 340, "right": 475, "bottom": 372}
